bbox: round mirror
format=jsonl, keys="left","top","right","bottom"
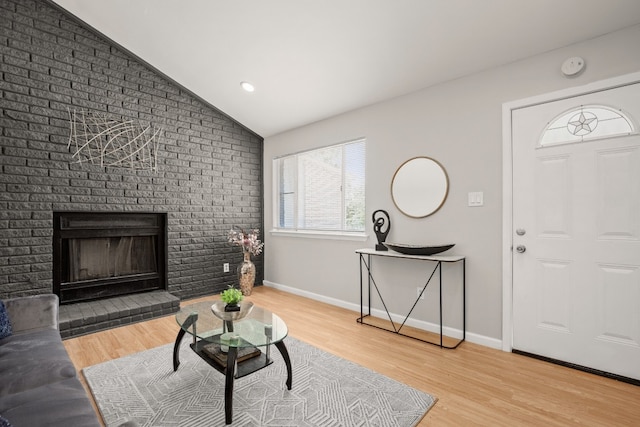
{"left": 391, "top": 156, "right": 449, "bottom": 218}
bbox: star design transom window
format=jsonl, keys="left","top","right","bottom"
{"left": 539, "top": 105, "right": 635, "bottom": 147}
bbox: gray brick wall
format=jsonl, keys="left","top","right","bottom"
{"left": 0, "top": 0, "right": 264, "bottom": 300}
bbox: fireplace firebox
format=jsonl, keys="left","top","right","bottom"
{"left": 53, "top": 212, "right": 168, "bottom": 304}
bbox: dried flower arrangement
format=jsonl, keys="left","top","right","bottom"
{"left": 228, "top": 227, "right": 264, "bottom": 256}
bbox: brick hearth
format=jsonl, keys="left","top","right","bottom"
{"left": 58, "top": 291, "right": 180, "bottom": 338}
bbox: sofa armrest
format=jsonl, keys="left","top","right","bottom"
{"left": 3, "top": 294, "right": 59, "bottom": 334}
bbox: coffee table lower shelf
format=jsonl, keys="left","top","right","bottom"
{"left": 190, "top": 342, "right": 273, "bottom": 378}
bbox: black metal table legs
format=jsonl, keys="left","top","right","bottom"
{"left": 173, "top": 312, "right": 198, "bottom": 371}
{"left": 357, "top": 252, "right": 466, "bottom": 349}
{"left": 173, "top": 329, "right": 292, "bottom": 424}
{"left": 275, "top": 340, "right": 293, "bottom": 390}
{"left": 224, "top": 347, "right": 237, "bottom": 424}
{"left": 172, "top": 327, "right": 186, "bottom": 371}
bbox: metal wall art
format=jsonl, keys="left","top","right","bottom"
{"left": 68, "top": 109, "right": 162, "bottom": 171}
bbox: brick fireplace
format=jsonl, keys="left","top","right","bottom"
{"left": 53, "top": 212, "right": 168, "bottom": 304}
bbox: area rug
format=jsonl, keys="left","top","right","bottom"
{"left": 83, "top": 336, "right": 436, "bottom": 426}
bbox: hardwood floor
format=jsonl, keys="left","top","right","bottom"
{"left": 64, "top": 286, "right": 640, "bottom": 426}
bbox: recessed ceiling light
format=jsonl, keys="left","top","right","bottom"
{"left": 240, "top": 81, "right": 255, "bottom": 92}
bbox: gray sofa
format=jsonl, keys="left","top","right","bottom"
{"left": 0, "top": 294, "right": 101, "bottom": 427}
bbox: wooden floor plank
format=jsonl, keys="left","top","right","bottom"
{"left": 64, "top": 286, "right": 640, "bottom": 426}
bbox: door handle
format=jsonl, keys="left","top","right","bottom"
{"left": 516, "top": 245, "right": 526, "bottom": 253}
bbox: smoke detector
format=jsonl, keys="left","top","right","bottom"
{"left": 561, "top": 57, "right": 585, "bottom": 77}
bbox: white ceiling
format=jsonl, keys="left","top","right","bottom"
{"left": 51, "top": 0, "right": 640, "bottom": 138}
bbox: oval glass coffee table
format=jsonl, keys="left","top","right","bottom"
{"left": 173, "top": 300, "right": 292, "bottom": 424}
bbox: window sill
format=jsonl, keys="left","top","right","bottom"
{"left": 270, "top": 229, "right": 369, "bottom": 242}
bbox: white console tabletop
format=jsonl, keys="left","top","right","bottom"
{"left": 355, "top": 248, "right": 465, "bottom": 262}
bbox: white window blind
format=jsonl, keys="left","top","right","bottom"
{"left": 275, "top": 139, "right": 366, "bottom": 233}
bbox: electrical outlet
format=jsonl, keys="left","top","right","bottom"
{"left": 223, "top": 263, "right": 229, "bottom": 273}
{"left": 417, "top": 287, "right": 425, "bottom": 300}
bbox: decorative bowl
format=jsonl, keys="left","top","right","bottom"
{"left": 211, "top": 300, "right": 254, "bottom": 321}
{"left": 383, "top": 243, "right": 455, "bottom": 256}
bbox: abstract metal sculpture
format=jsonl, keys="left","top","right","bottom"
{"left": 372, "top": 209, "right": 391, "bottom": 251}
{"left": 68, "top": 109, "right": 161, "bottom": 171}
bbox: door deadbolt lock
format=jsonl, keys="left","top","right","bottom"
{"left": 516, "top": 228, "right": 526, "bottom": 236}
{"left": 516, "top": 245, "right": 526, "bottom": 253}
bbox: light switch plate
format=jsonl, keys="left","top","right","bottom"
{"left": 468, "top": 192, "right": 484, "bottom": 207}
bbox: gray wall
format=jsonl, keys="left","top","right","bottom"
{"left": 0, "top": 0, "right": 264, "bottom": 300}
{"left": 263, "top": 24, "right": 640, "bottom": 346}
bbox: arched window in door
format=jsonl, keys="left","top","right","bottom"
{"left": 539, "top": 105, "right": 636, "bottom": 147}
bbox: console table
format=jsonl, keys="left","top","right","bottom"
{"left": 356, "top": 248, "right": 466, "bottom": 349}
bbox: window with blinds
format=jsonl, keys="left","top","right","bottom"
{"left": 274, "top": 139, "right": 366, "bottom": 233}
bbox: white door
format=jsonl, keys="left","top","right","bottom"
{"left": 512, "top": 82, "right": 640, "bottom": 381}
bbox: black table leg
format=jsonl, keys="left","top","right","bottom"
{"left": 275, "top": 340, "right": 292, "bottom": 390}
{"left": 172, "top": 328, "right": 186, "bottom": 371}
{"left": 225, "top": 347, "right": 238, "bottom": 425}
{"left": 173, "top": 313, "right": 198, "bottom": 372}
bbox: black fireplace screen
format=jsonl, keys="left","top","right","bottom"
{"left": 53, "top": 212, "right": 167, "bottom": 304}
{"left": 68, "top": 236, "right": 157, "bottom": 282}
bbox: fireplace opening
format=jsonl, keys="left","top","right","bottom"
{"left": 53, "top": 212, "right": 168, "bottom": 304}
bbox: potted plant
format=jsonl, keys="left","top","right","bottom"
{"left": 220, "top": 286, "right": 243, "bottom": 312}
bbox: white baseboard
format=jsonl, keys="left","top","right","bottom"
{"left": 263, "top": 280, "right": 503, "bottom": 350}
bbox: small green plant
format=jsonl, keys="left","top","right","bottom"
{"left": 220, "top": 286, "right": 243, "bottom": 305}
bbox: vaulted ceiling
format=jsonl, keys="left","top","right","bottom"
{"left": 51, "top": 0, "right": 640, "bottom": 137}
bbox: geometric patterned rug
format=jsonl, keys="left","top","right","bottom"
{"left": 83, "top": 336, "right": 436, "bottom": 426}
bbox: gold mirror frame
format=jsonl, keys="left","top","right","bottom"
{"left": 391, "top": 156, "right": 449, "bottom": 218}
